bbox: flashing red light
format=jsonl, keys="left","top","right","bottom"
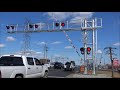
{"left": 87, "top": 47, "right": 91, "bottom": 55}
{"left": 61, "top": 23, "right": 65, "bottom": 27}
{"left": 87, "top": 47, "right": 91, "bottom": 51}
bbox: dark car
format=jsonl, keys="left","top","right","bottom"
{"left": 64, "top": 61, "right": 76, "bottom": 71}
{"left": 54, "top": 62, "right": 64, "bottom": 69}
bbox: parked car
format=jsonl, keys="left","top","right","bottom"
{"left": 54, "top": 62, "right": 64, "bottom": 69}
{"left": 64, "top": 61, "right": 75, "bottom": 71}
{"left": 50, "top": 62, "right": 55, "bottom": 68}
{"left": 0, "top": 55, "right": 48, "bottom": 78}
{"left": 39, "top": 59, "right": 51, "bottom": 69}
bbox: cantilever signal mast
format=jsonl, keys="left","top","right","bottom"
{"left": 6, "top": 18, "right": 102, "bottom": 74}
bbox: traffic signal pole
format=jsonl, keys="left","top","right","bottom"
{"left": 84, "top": 19, "right": 88, "bottom": 74}
{"left": 92, "top": 19, "right": 96, "bottom": 74}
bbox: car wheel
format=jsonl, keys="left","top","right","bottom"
{"left": 15, "top": 76, "right": 23, "bottom": 78}
{"left": 43, "top": 71, "right": 48, "bottom": 78}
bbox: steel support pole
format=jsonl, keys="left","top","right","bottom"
{"left": 92, "top": 19, "right": 96, "bottom": 74}
{"left": 84, "top": 19, "right": 87, "bottom": 74}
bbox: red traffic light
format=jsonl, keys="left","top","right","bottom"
{"left": 55, "top": 23, "right": 59, "bottom": 27}
{"left": 87, "top": 47, "right": 91, "bottom": 51}
{"left": 35, "top": 24, "right": 39, "bottom": 28}
{"left": 61, "top": 23, "right": 65, "bottom": 27}
{"left": 87, "top": 47, "right": 91, "bottom": 55}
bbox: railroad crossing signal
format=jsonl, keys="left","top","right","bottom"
{"left": 80, "top": 47, "right": 91, "bottom": 55}
{"left": 35, "top": 24, "right": 39, "bottom": 28}
{"left": 29, "top": 24, "right": 39, "bottom": 28}
{"left": 61, "top": 22, "right": 65, "bottom": 27}
{"left": 29, "top": 24, "right": 33, "bottom": 28}
{"left": 87, "top": 47, "right": 91, "bottom": 55}
{"left": 55, "top": 23, "right": 59, "bottom": 27}
{"left": 6, "top": 25, "right": 15, "bottom": 30}
{"left": 55, "top": 22, "right": 65, "bottom": 27}
{"left": 80, "top": 47, "right": 85, "bottom": 55}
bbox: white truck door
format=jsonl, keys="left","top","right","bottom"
{"left": 34, "top": 58, "right": 43, "bottom": 74}
{"left": 26, "top": 57, "right": 36, "bottom": 77}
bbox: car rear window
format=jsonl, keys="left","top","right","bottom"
{"left": 0, "top": 56, "right": 24, "bottom": 66}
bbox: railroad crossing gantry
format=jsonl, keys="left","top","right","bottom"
{"left": 6, "top": 18, "right": 102, "bottom": 75}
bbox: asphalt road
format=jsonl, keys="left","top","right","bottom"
{"left": 48, "top": 67, "right": 79, "bottom": 78}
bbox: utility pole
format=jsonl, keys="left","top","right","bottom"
{"left": 45, "top": 44, "right": 48, "bottom": 59}
{"left": 104, "top": 47, "right": 116, "bottom": 78}
{"left": 51, "top": 55, "right": 53, "bottom": 63}
{"left": 44, "top": 43, "right": 48, "bottom": 59}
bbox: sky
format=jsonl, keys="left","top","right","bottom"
{"left": 0, "top": 12, "right": 120, "bottom": 65}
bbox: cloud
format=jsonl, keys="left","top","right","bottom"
{"left": 51, "top": 41, "right": 63, "bottom": 44}
{"left": 113, "top": 42, "right": 120, "bottom": 46}
{"left": 15, "top": 50, "right": 42, "bottom": 55}
{"left": 47, "top": 12, "right": 71, "bottom": 21}
{"left": 36, "top": 52, "right": 42, "bottom": 54}
{"left": 6, "top": 36, "right": 16, "bottom": 42}
{"left": 70, "top": 16, "right": 83, "bottom": 23}
{"left": 37, "top": 41, "right": 46, "bottom": 45}
{"left": 65, "top": 46, "right": 73, "bottom": 49}
{"left": 0, "top": 44, "right": 5, "bottom": 48}
{"left": 35, "top": 23, "right": 46, "bottom": 28}
{"left": 54, "top": 54, "right": 61, "bottom": 57}
{"left": 47, "top": 12, "right": 94, "bottom": 22}
{"left": 96, "top": 50, "right": 102, "bottom": 54}
{"left": 70, "top": 12, "right": 94, "bottom": 23}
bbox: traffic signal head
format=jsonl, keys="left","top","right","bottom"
{"left": 61, "top": 23, "right": 65, "bottom": 27}
{"left": 35, "top": 24, "right": 39, "bottom": 28}
{"left": 87, "top": 47, "right": 91, "bottom": 55}
{"left": 11, "top": 26, "right": 14, "bottom": 29}
{"left": 55, "top": 23, "right": 59, "bottom": 27}
{"left": 80, "top": 47, "right": 85, "bottom": 55}
{"left": 6, "top": 26, "right": 10, "bottom": 29}
{"left": 29, "top": 24, "right": 33, "bottom": 28}
{"left": 6, "top": 25, "right": 15, "bottom": 30}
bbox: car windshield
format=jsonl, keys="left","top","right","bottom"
{"left": 0, "top": 56, "right": 24, "bottom": 66}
